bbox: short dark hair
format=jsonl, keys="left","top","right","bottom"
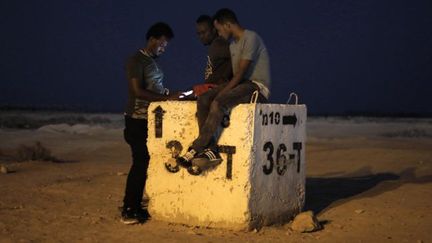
{"left": 196, "top": 15, "right": 213, "bottom": 27}
{"left": 146, "top": 22, "right": 174, "bottom": 40}
{"left": 213, "top": 8, "right": 239, "bottom": 25}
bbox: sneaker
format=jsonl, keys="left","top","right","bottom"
{"left": 191, "top": 149, "right": 223, "bottom": 172}
{"left": 176, "top": 148, "right": 197, "bottom": 167}
{"left": 164, "top": 157, "right": 180, "bottom": 173}
{"left": 120, "top": 207, "right": 150, "bottom": 225}
{"left": 187, "top": 165, "right": 202, "bottom": 176}
{"left": 137, "top": 208, "right": 151, "bottom": 220}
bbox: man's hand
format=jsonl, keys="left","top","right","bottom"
{"left": 217, "top": 59, "right": 251, "bottom": 98}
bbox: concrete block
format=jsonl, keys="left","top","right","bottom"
{"left": 147, "top": 101, "right": 306, "bottom": 230}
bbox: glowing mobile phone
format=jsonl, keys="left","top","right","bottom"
{"left": 179, "top": 90, "right": 193, "bottom": 98}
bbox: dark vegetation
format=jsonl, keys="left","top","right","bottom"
{"left": 0, "top": 142, "right": 59, "bottom": 162}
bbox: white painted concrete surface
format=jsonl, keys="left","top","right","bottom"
{"left": 146, "top": 101, "right": 306, "bottom": 230}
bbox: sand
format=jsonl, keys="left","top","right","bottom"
{"left": 0, "top": 115, "right": 431, "bottom": 242}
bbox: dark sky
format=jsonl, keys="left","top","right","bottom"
{"left": 1, "top": 0, "right": 431, "bottom": 114}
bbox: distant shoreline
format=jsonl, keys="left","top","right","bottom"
{"left": 0, "top": 105, "right": 431, "bottom": 118}
{"left": 0, "top": 105, "right": 120, "bottom": 114}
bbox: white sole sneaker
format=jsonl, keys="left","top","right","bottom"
{"left": 120, "top": 218, "right": 139, "bottom": 225}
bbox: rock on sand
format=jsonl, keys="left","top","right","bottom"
{"left": 0, "top": 164, "right": 9, "bottom": 174}
{"left": 290, "top": 211, "right": 321, "bottom": 233}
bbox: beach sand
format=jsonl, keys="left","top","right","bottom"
{"left": 0, "top": 115, "right": 431, "bottom": 242}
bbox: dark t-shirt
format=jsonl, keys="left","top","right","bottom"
{"left": 204, "top": 36, "right": 232, "bottom": 85}
{"left": 124, "top": 50, "right": 166, "bottom": 119}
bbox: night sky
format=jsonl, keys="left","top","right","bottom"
{"left": 1, "top": 0, "right": 431, "bottom": 115}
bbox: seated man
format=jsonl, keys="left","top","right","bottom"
{"left": 177, "top": 8, "right": 271, "bottom": 173}
{"left": 193, "top": 14, "right": 232, "bottom": 97}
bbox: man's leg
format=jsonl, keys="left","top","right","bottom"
{"left": 191, "top": 81, "right": 259, "bottom": 153}
{"left": 177, "top": 86, "right": 226, "bottom": 167}
{"left": 196, "top": 86, "right": 224, "bottom": 134}
{"left": 122, "top": 116, "right": 150, "bottom": 224}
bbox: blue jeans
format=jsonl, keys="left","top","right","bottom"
{"left": 192, "top": 81, "right": 266, "bottom": 153}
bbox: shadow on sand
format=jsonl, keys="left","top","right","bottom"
{"left": 305, "top": 166, "right": 432, "bottom": 214}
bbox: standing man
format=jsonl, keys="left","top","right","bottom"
{"left": 193, "top": 15, "right": 232, "bottom": 96}
{"left": 177, "top": 8, "right": 270, "bottom": 172}
{"left": 122, "top": 22, "right": 179, "bottom": 224}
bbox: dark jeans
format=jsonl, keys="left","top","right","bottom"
{"left": 192, "top": 81, "right": 266, "bottom": 153}
{"left": 123, "top": 116, "right": 149, "bottom": 210}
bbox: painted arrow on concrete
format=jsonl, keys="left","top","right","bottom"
{"left": 153, "top": 105, "right": 166, "bottom": 138}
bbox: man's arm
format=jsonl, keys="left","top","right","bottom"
{"left": 205, "top": 61, "right": 232, "bottom": 84}
{"left": 126, "top": 56, "right": 180, "bottom": 101}
{"left": 129, "top": 78, "right": 180, "bottom": 101}
{"left": 216, "top": 32, "right": 260, "bottom": 96}
{"left": 217, "top": 59, "right": 251, "bottom": 96}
